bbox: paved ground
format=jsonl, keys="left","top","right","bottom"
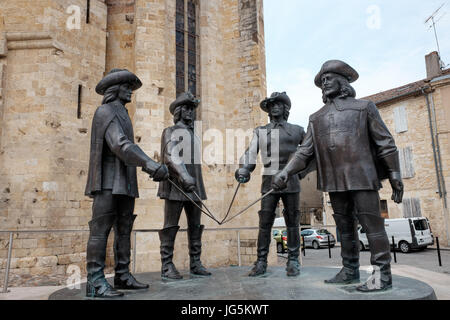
{"left": 277, "top": 246, "right": 450, "bottom": 299}
{"left": 0, "top": 285, "right": 65, "bottom": 300}
{"left": 277, "top": 246, "right": 450, "bottom": 275}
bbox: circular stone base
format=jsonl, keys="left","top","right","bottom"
{"left": 49, "top": 266, "right": 436, "bottom": 300}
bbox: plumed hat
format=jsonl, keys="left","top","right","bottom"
{"left": 260, "top": 92, "right": 291, "bottom": 113}
{"left": 169, "top": 92, "right": 200, "bottom": 115}
{"left": 96, "top": 69, "right": 142, "bottom": 95}
{"left": 314, "top": 60, "right": 359, "bottom": 88}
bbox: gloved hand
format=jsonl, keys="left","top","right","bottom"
{"left": 272, "top": 169, "right": 289, "bottom": 191}
{"left": 152, "top": 164, "right": 169, "bottom": 182}
{"left": 180, "top": 174, "right": 196, "bottom": 192}
{"left": 389, "top": 172, "right": 404, "bottom": 204}
{"left": 235, "top": 168, "right": 251, "bottom": 184}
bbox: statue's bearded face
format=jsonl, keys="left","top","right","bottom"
{"left": 269, "top": 101, "right": 284, "bottom": 118}
{"left": 321, "top": 73, "right": 341, "bottom": 99}
{"left": 118, "top": 83, "right": 133, "bottom": 103}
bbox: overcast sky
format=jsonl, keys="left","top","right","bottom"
{"left": 264, "top": 0, "right": 450, "bottom": 127}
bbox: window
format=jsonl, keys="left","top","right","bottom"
{"left": 403, "top": 198, "right": 422, "bottom": 218}
{"left": 394, "top": 105, "right": 408, "bottom": 133}
{"left": 413, "top": 219, "right": 429, "bottom": 231}
{"left": 317, "top": 230, "right": 331, "bottom": 235}
{"left": 176, "top": 0, "right": 200, "bottom": 98}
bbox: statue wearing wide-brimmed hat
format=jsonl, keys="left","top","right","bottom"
{"left": 157, "top": 92, "right": 211, "bottom": 280}
{"left": 273, "top": 60, "right": 404, "bottom": 292}
{"left": 236, "top": 91, "right": 307, "bottom": 277}
{"left": 313, "top": 59, "right": 359, "bottom": 88}
{"left": 85, "top": 69, "right": 169, "bottom": 298}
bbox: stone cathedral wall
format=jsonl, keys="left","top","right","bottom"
{"left": 0, "top": 0, "right": 272, "bottom": 286}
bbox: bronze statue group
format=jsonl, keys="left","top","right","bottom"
{"left": 84, "top": 61, "right": 404, "bottom": 298}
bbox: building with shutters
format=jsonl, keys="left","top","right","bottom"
{"left": 323, "top": 52, "right": 450, "bottom": 246}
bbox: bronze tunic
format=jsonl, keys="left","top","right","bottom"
{"left": 157, "top": 122, "right": 207, "bottom": 201}
{"left": 240, "top": 121, "right": 306, "bottom": 194}
{"left": 85, "top": 101, "right": 152, "bottom": 198}
{"left": 292, "top": 97, "right": 397, "bottom": 192}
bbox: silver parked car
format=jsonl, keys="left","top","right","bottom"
{"left": 301, "top": 229, "right": 336, "bottom": 249}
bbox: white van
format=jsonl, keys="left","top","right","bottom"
{"left": 358, "top": 217, "right": 434, "bottom": 253}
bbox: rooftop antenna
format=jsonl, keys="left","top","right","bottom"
{"left": 425, "top": 3, "right": 448, "bottom": 69}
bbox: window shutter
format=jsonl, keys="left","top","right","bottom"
{"left": 403, "top": 198, "right": 412, "bottom": 218}
{"left": 403, "top": 198, "right": 422, "bottom": 218}
{"left": 394, "top": 106, "right": 408, "bottom": 133}
{"left": 412, "top": 198, "right": 422, "bottom": 217}
{"left": 399, "top": 146, "right": 415, "bottom": 179}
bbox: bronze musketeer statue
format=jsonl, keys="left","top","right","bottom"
{"left": 85, "top": 69, "right": 169, "bottom": 298}
{"left": 236, "top": 92, "right": 307, "bottom": 277}
{"left": 273, "top": 60, "right": 404, "bottom": 292}
{"left": 157, "top": 92, "right": 211, "bottom": 280}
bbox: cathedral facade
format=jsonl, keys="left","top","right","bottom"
{"left": 0, "top": 0, "right": 271, "bottom": 285}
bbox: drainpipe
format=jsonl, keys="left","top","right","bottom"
{"left": 429, "top": 93, "right": 448, "bottom": 208}
{"left": 423, "top": 88, "right": 450, "bottom": 245}
{"left": 423, "top": 88, "right": 444, "bottom": 198}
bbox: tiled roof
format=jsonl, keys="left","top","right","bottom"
{"left": 362, "top": 68, "right": 450, "bottom": 106}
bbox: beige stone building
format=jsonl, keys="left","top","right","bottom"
{"left": 323, "top": 52, "right": 450, "bottom": 247}
{"left": 0, "top": 0, "right": 274, "bottom": 286}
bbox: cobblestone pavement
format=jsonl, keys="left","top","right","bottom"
{"left": 277, "top": 246, "right": 450, "bottom": 275}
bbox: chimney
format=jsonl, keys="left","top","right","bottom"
{"left": 425, "top": 51, "right": 442, "bottom": 79}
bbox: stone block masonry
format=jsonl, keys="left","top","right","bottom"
{"left": 0, "top": 0, "right": 271, "bottom": 285}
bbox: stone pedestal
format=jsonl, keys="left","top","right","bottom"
{"left": 49, "top": 266, "right": 437, "bottom": 300}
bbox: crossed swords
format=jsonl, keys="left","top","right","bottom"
{"left": 167, "top": 178, "right": 274, "bottom": 225}
{"left": 160, "top": 139, "right": 274, "bottom": 225}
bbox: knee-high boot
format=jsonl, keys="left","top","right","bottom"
{"left": 249, "top": 211, "right": 275, "bottom": 277}
{"left": 286, "top": 226, "right": 301, "bottom": 277}
{"left": 356, "top": 213, "right": 392, "bottom": 292}
{"left": 113, "top": 215, "right": 148, "bottom": 290}
{"left": 324, "top": 214, "right": 360, "bottom": 284}
{"left": 188, "top": 224, "right": 211, "bottom": 276}
{"left": 159, "top": 226, "right": 182, "bottom": 280}
{"left": 86, "top": 214, "right": 123, "bottom": 298}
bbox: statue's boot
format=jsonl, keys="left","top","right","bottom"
{"left": 188, "top": 224, "right": 211, "bottom": 276}
{"left": 159, "top": 226, "right": 183, "bottom": 280}
{"left": 357, "top": 264, "right": 392, "bottom": 293}
{"left": 356, "top": 213, "right": 392, "bottom": 292}
{"left": 325, "top": 214, "right": 360, "bottom": 284}
{"left": 285, "top": 226, "right": 301, "bottom": 277}
{"left": 86, "top": 214, "right": 123, "bottom": 298}
{"left": 249, "top": 211, "right": 274, "bottom": 277}
{"left": 113, "top": 214, "right": 148, "bottom": 290}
